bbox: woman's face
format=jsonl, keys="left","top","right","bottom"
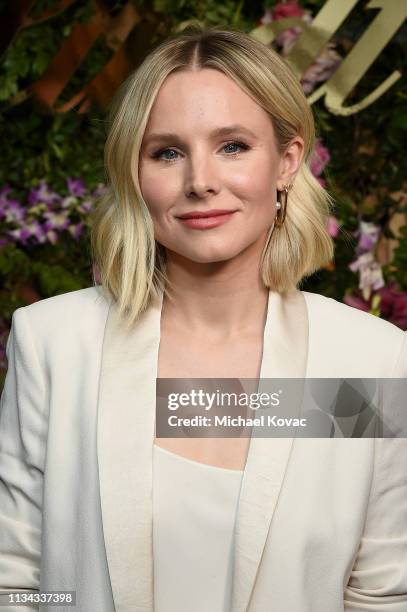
{"left": 139, "top": 68, "right": 303, "bottom": 264}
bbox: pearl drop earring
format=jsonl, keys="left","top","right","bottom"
{"left": 275, "top": 183, "right": 292, "bottom": 227}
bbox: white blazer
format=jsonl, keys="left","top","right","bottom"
{"left": 0, "top": 285, "right": 406, "bottom": 612}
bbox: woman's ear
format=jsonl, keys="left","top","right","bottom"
{"left": 276, "top": 136, "right": 304, "bottom": 190}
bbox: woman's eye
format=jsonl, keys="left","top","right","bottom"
{"left": 223, "top": 141, "right": 249, "bottom": 155}
{"left": 152, "top": 148, "right": 179, "bottom": 162}
{"left": 152, "top": 140, "right": 249, "bottom": 162}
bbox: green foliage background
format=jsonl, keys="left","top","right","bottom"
{"left": 0, "top": 0, "right": 406, "bottom": 337}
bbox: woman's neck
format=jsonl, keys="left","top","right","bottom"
{"left": 161, "top": 249, "right": 270, "bottom": 342}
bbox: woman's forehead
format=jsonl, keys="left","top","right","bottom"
{"left": 144, "top": 68, "right": 272, "bottom": 138}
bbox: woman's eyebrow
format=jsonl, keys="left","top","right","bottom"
{"left": 142, "top": 124, "right": 257, "bottom": 147}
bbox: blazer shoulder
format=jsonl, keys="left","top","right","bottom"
{"left": 301, "top": 290, "right": 406, "bottom": 376}
{"left": 13, "top": 285, "right": 111, "bottom": 339}
{"left": 302, "top": 289, "right": 404, "bottom": 338}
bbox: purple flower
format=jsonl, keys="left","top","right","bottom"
{"left": 28, "top": 180, "right": 61, "bottom": 206}
{"left": 61, "top": 196, "right": 79, "bottom": 209}
{"left": 0, "top": 185, "right": 26, "bottom": 222}
{"left": 0, "top": 185, "right": 12, "bottom": 197}
{"left": 78, "top": 199, "right": 94, "bottom": 213}
{"left": 68, "top": 222, "right": 85, "bottom": 240}
{"left": 91, "top": 183, "right": 108, "bottom": 199}
{"left": 67, "top": 178, "right": 86, "bottom": 198}
{"left": 354, "top": 220, "right": 381, "bottom": 253}
{"left": 1, "top": 199, "right": 26, "bottom": 223}
{"left": 46, "top": 229, "right": 59, "bottom": 245}
{"left": 25, "top": 219, "right": 48, "bottom": 243}
{"left": 0, "top": 185, "right": 13, "bottom": 210}
{"left": 349, "top": 252, "right": 385, "bottom": 301}
{"left": 0, "top": 179, "right": 105, "bottom": 248}
{"left": 6, "top": 227, "right": 32, "bottom": 246}
{"left": 43, "top": 210, "right": 70, "bottom": 231}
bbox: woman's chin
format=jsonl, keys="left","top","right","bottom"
{"left": 188, "top": 241, "right": 251, "bottom": 263}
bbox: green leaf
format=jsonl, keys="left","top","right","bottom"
{"left": 389, "top": 113, "right": 407, "bottom": 131}
{"left": 31, "top": 261, "right": 84, "bottom": 295}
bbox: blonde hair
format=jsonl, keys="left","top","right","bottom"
{"left": 90, "top": 24, "right": 335, "bottom": 328}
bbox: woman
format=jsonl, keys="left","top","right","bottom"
{"left": 0, "top": 25, "right": 406, "bottom": 612}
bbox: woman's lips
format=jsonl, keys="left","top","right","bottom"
{"left": 177, "top": 211, "right": 236, "bottom": 229}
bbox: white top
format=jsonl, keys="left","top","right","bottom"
{"left": 152, "top": 444, "right": 244, "bottom": 612}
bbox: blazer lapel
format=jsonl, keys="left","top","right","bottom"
{"left": 97, "top": 287, "right": 309, "bottom": 612}
{"left": 231, "top": 288, "right": 309, "bottom": 611}
{"left": 97, "top": 289, "right": 164, "bottom": 612}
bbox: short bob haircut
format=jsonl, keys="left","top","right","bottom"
{"left": 90, "top": 24, "right": 335, "bottom": 328}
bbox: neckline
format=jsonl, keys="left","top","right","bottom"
{"left": 154, "top": 288, "right": 272, "bottom": 449}
{"left": 153, "top": 443, "right": 244, "bottom": 474}
{"left": 155, "top": 286, "right": 272, "bottom": 381}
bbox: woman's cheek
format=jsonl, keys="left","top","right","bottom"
{"left": 140, "top": 182, "right": 168, "bottom": 215}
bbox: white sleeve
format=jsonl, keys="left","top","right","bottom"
{"left": 0, "top": 307, "right": 48, "bottom": 612}
{"left": 344, "top": 332, "right": 407, "bottom": 610}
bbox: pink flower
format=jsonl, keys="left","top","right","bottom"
{"left": 344, "top": 282, "right": 407, "bottom": 330}
{"left": 278, "top": 25, "right": 304, "bottom": 55}
{"left": 271, "top": 1, "right": 305, "bottom": 20}
{"left": 0, "top": 324, "right": 9, "bottom": 370}
{"left": 258, "top": 2, "right": 312, "bottom": 57}
{"left": 343, "top": 293, "right": 370, "bottom": 312}
{"left": 376, "top": 282, "right": 407, "bottom": 330}
{"left": 310, "top": 138, "right": 330, "bottom": 177}
{"left": 301, "top": 44, "right": 342, "bottom": 94}
{"left": 92, "top": 263, "right": 102, "bottom": 284}
{"left": 326, "top": 216, "right": 340, "bottom": 238}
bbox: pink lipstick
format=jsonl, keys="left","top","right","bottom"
{"left": 176, "top": 209, "right": 237, "bottom": 230}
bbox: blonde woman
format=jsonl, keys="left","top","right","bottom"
{"left": 0, "top": 26, "right": 406, "bottom": 612}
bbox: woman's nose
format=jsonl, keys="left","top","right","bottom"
{"left": 184, "top": 153, "right": 220, "bottom": 199}
{"left": 186, "top": 182, "right": 216, "bottom": 199}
